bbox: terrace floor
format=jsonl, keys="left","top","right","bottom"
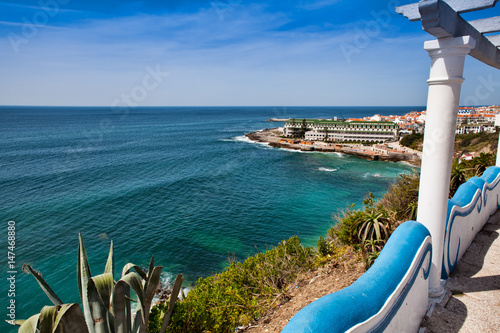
{"left": 420, "top": 209, "right": 500, "bottom": 332}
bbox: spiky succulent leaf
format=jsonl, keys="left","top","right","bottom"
{"left": 86, "top": 278, "right": 110, "bottom": 333}
{"left": 18, "top": 314, "right": 40, "bottom": 333}
{"left": 159, "top": 274, "right": 184, "bottom": 333}
{"left": 121, "top": 264, "right": 146, "bottom": 280}
{"left": 142, "top": 257, "right": 154, "bottom": 304}
{"left": 107, "top": 311, "right": 115, "bottom": 333}
{"left": 53, "top": 303, "right": 89, "bottom": 333}
{"left": 104, "top": 241, "right": 114, "bottom": 278}
{"left": 38, "top": 305, "right": 58, "bottom": 333}
{"left": 119, "top": 272, "right": 145, "bottom": 310}
{"left": 147, "top": 256, "right": 154, "bottom": 279}
{"left": 78, "top": 233, "right": 95, "bottom": 333}
{"left": 22, "top": 264, "right": 63, "bottom": 306}
{"left": 9, "top": 319, "right": 26, "bottom": 326}
{"left": 118, "top": 272, "right": 146, "bottom": 332}
{"left": 131, "top": 309, "right": 142, "bottom": 333}
{"left": 144, "top": 266, "right": 162, "bottom": 305}
{"left": 374, "top": 221, "right": 381, "bottom": 241}
{"left": 92, "top": 273, "right": 114, "bottom": 311}
{"left": 112, "top": 281, "right": 130, "bottom": 333}
{"left": 143, "top": 265, "right": 163, "bottom": 324}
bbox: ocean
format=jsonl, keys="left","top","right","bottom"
{"left": 0, "top": 106, "right": 421, "bottom": 328}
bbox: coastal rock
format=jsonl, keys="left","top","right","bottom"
{"left": 245, "top": 129, "right": 421, "bottom": 166}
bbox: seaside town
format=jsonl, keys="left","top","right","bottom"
{"left": 247, "top": 105, "right": 500, "bottom": 165}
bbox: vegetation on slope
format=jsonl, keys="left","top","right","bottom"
{"left": 149, "top": 237, "right": 314, "bottom": 333}
{"left": 324, "top": 172, "right": 420, "bottom": 268}
{"left": 400, "top": 130, "right": 499, "bottom": 155}
{"left": 455, "top": 131, "right": 498, "bottom": 154}
{"left": 400, "top": 132, "right": 423, "bottom": 150}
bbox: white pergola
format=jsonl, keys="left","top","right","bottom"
{"left": 396, "top": 0, "right": 500, "bottom": 298}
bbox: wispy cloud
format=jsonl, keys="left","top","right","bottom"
{"left": 0, "top": 1, "right": 81, "bottom": 13}
{"left": 0, "top": 20, "right": 25, "bottom": 26}
{"left": 297, "top": 0, "right": 342, "bottom": 11}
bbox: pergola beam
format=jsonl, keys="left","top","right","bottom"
{"left": 396, "top": 0, "right": 499, "bottom": 21}
{"left": 488, "top": 34, "right": 500, "bottom": 46}
{"left": 469, "top": 16, "right": 500, "bottom": 34}
{"left": 397, "top": 0, "right": 500, "bottom": 70}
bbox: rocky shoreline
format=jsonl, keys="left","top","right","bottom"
{"left": 245, "top": 128, "right": 421, "bottom": 166}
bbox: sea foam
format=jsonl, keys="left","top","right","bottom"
{"left": 318, "top": 167, "right": 338, "bottom": 172}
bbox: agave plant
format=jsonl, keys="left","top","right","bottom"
{"left": 354, "top": 194, "right": 391, "bottom": 246}
{"left": 355, "top": 208, "right": 390, "bottom": 245}
{"left": 10, "top": 233, "right": 183, "bottom": 333}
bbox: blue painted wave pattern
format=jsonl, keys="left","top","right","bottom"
{"left": 0, "top": 106, "right": 417, "bottom": 324}
{"left": 443, "top": 166, "right": 500, "bottom": 279}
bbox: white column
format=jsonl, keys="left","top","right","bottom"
{"left": 495, "top": 115, "right": 500, "bottom": 166}
{"left": 417, "top": 36, "right": 475, "bottom": 297}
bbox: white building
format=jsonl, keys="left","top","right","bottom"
{"left": 456, "top": 123, "right": 496, "bottom": 134}
{"left": 284, "top": 119, "right": 399, "bottom": 143}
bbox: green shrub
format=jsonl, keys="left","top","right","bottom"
{"left": 331, "top": 205, "right": 364, "bottom": 248}
{"left": 400, "top": 133, "right": 423, "bottom": 149}
{"left": 149, "top": 302, "right": 168, "bottom": 333}
{"left": 379, "top": 171, "right": 420, "bottom": 223}
{"left": 317, "top": 236, "right": 329, "bottom": 256}
{"left": 153, "top": 236, "right": 314, "bottom": 333}
{"left": 329, "top": 194, "right": 395, "bottom": 268}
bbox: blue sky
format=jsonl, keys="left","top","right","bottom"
{"left": 0, "top": 0, "right": 499, "bottom": 106}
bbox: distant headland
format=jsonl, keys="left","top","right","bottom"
{"left": 245, "top": 128, "right": 422, "bottom": 166}
{"left": 248, "top": 106, "right": 500, "bottom": 166}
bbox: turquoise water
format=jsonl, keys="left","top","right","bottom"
{"left": 0, "top": 106, "right": 420, "bottom": 328}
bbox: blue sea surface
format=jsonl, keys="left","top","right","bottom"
{"left": 0, "top": 106, "right": 421, "bottom": 328}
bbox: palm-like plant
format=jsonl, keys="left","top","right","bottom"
{"left": 10, "top": 233, "right": 183, "bottom": 333}
{"left": 472, "top": 152, "right": 494, "bottom": 176}
{"left": 450, "top": 158, "right": 472, "bottom": 197}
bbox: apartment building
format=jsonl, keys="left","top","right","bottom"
{"left": 283, "top": 119, "right": 399, "bottom": 143}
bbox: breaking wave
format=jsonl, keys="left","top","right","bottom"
{"left": 318, "top": 167, "right": 338, "bottom": 172}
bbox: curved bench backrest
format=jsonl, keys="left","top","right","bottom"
{"left": 443, "top": 165, "right": 500, "bottom": 279}
{"left": 282, "top": 221, "right": 431, "bottom": 333}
